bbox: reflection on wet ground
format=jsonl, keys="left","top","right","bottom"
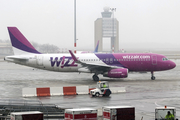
{"left": 0, "top": 59, "right": 180, "bottom": 120}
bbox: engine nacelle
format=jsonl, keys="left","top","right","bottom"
{"left": 103, "top": 68, "right": 128, "bottom": 78}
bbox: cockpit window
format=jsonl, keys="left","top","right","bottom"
{"left": 162, "top": 58, "right": 169, "bottom": 61}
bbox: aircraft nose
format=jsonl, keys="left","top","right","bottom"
{"left": 169, "top": 61, "right": 176, "bottom": 69}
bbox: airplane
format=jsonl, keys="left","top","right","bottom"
{"left": 4, "top": 27, "right": 176, "bottom": 81}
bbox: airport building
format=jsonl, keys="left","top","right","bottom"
{"left": 94, "top": 7, "right": 119, "bottom": 52}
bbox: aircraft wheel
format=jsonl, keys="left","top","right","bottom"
{"left": 151, "top": 71, "right": 155, "bottom": 80}
{"left": 92, "top": 75, "right": 99, "bottom": 81}
{"left": 151, "top": 76, "right": 155, "bottom": 80}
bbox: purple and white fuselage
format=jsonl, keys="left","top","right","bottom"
{"left": 5, "top": 27, "right": 176, "bottom": 81}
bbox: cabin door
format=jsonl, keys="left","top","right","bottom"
{"left": 152, "top": 55, "right": 157, "bottom": 65}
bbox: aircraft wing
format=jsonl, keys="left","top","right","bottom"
{"left": 69, "top": 50, "right": 119, "bottom": 72}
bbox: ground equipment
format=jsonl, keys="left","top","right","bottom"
{"left": 103, "top": 106, "right": 135, "bottom": 120}
{"left": 155, "top": 106, "right": 178, "bottom": 120}
{"left": 90, "top": 81, "right": 111, "bottom": 97}
{"left": 10, "top": 111, "right": 43, "bottom": 120}
{"left": 64, "top": 108, "right": 97, "bottom": 120}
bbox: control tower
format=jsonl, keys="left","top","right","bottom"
{"left": 94, "top": 7, "right": 119, "bottom": 52}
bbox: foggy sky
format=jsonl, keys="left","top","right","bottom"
{"left": 0, "top": 0, "right": 180, "bottom": 51}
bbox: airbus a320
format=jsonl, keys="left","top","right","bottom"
{"left": 4, "top": 27, "right": 176, "bottom": 81}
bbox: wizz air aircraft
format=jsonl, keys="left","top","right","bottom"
{"left": 4, "top": 27, "right": 176, "bottom": 81}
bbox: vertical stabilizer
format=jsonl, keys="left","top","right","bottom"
{"left": 7, "top": 27, "right": 41, "bottom": 55}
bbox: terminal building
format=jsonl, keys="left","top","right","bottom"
{"left": 94, "top": 7, "right": 119, "bottom": 53}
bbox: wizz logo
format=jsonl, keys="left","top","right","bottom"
{"left": 50, "top": 56, "right": 77, "bottom": 68}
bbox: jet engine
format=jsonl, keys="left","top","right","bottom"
{"left": 103, "top": 68, "right": 128, "bottom": 78}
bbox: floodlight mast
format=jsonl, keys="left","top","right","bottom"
{"left": 74, "top": 0, "right": 76, "bottom": 53}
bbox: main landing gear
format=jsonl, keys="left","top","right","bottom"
{"left": 92, "top": 74, "right": 99, "bottom": 81}
{"left": 151, "top": 71, "right": 156, "bottom": 80}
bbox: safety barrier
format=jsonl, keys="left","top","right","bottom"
{"left": 22, "top": 86, "right": 89, "bottom": 97}
{"left": 22, "top": 86, "right": 126, "bottom": 97}
{"left": 63, "top": 86, "right": 76, "bottom": 95}
{"left": 37, "top": 87, "right": 50, "bottom": 97}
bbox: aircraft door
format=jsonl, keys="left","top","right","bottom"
{"left": 152, "top": 55, "right": 157, "bottom": 65}
{"left": 37, "top": 55, "right": 43, "bottom": 66}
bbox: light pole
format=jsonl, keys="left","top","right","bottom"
{"left": 74, "top": 0, "right": 76, "bottom": 53}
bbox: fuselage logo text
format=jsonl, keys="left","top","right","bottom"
{"left": 50, "top": 56, "right": 77, "bottom": 68}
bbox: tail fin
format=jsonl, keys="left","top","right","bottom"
{"left": 7, "top": 27, "right": 41, "bottom": 55}
{"left": 94, "top": 40, "right": 99, "bottom": 53}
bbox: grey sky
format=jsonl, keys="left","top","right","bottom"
{"left": 0, "top": 0, "right": 180, "bottom": 51}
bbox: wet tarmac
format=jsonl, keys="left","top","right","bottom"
{"left": 0, "top": 58, "right": 180, "bottom": 120}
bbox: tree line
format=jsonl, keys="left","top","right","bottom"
{"left": 0, "top": 40, "right": 60, "bottom": 53}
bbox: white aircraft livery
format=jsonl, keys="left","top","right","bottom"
{"left": 4, "top": 27, "right": 176, "bottom": 81}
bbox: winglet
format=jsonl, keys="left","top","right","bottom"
{"left": 94, "top": 40, "right": 99, "bottom": 53}
{"left": 69, "top": 50, "right": 78, "bottom": 62}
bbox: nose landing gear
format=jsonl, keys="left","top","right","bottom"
{"left": 151, "top": 71, "right": 156, "bottom": 80}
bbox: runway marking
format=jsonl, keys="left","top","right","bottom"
{"left": 155, "top": 101, "right": 161, "bottom": 106}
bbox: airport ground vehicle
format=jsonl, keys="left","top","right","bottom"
{"left": 103, "top": 106, "right": 135, "bottom": 120}
{"left": 90, "top": 81, "right": 111, "bottom": 97}
{"left": 155, "top": 106, "right": 178, "bottom": 120}
{"left": 10, "top": 111, "right": 43, "bottom": 120}
{"left": 64, "top": 108, "right": 97, "bottom": 120}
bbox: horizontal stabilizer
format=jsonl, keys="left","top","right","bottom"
{"left": 5, "top": 56, "right": 28, "bottom": 61}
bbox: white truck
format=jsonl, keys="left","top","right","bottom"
{"left": 155, "top": 106, "right": 178, "bottom": 120}
{"left": 90, "top": 81, "right": 111, "bottom": 97}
